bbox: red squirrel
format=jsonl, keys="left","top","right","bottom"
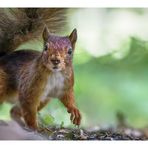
{"left": 0, "top": 8, "right": 81, "bottom": 129}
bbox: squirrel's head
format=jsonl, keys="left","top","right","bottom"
{"left": 42, "top": 26, "right": 77, "bottom": 72}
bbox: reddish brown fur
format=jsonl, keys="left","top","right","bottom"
{"left": 0, "top": 27, "right": 81, "bottom": 130}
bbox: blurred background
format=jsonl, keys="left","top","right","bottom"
{"left": 1, "top": 8, "right": 148, "bottom": 129}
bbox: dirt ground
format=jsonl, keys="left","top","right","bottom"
{"left": 39, "top": 126, "right": 148, "bottom": 140}
{"left": 38, "top": 113, "right": 148, "bottom": 140}
{"left": 0, "top": 120, "right": 148, "bottom": 140}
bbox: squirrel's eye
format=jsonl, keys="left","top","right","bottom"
{"left": 68, "top": 48, "right": 73, "bottom": 55}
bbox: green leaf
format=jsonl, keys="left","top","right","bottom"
{"left": 39, "top": 113, "right": 54, "bottom": 126}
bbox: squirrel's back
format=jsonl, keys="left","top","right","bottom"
{"left": 0, "top": 50, "right": 41, "bottom": 94}
{"left": 0, "top": 50, "right": 40, "bottom": 75}
{"left": 0, "top": 50, "right": 40, "bottom": 67}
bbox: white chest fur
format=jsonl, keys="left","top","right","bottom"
{"left": 41, "top": 72, "right": 65, "bottom": 100}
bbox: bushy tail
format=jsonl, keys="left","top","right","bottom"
{"left": 0, "top": 8, "right": 67, "bottom": 56}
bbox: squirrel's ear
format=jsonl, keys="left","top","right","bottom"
{"left": 43, "top": 26, "right": 50, "bottom": 41}
{"left": 69, "top": 28, "right": 77, "bottom": 46}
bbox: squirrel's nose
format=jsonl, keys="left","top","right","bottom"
{"left": 51, "top": 59, "right": 60, "bottom": 65}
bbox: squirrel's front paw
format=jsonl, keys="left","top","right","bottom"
{"left": 67, "top": 107, "right": 81, "bottom": 126}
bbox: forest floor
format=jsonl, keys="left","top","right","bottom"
{"left": 38, "top": 113, "right": 148, "bottom": 140}
{"left": 0, "top": 119, "right": 148, "bottom": 140}
{"left": 39, "top": 126, "right": 148, "bottom": 140}
{"left": 1, "top": 112, "right": 148, "bottom": 140}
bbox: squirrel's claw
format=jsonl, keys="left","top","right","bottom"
{"left": 68, "top": 107, "right": 81, "bottom": 126}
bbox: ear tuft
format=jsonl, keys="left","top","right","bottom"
{"left": 43, "top": 26, "right": 50, "bottom": 41}
{"left": 69, "top": 28, "right": 77, "bottom": 45}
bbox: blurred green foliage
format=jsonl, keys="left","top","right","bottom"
{"left": 73, "top": 37, "right": 148, "bottom": 128}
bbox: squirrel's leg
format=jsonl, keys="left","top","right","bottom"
{"left": 22, "top": 104, "right": 38, "bottom": 130}
{"left": 10, "top": 105, "right": 25, "bottom": 127}
{"left": 60, "top": 89, "right": 81, "bottom": 126}
{"left": 19, "top": 96, "right": 39, "bottom": 130}
{"left": 37, "top": 98, "right": 51, "bottom": 111}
